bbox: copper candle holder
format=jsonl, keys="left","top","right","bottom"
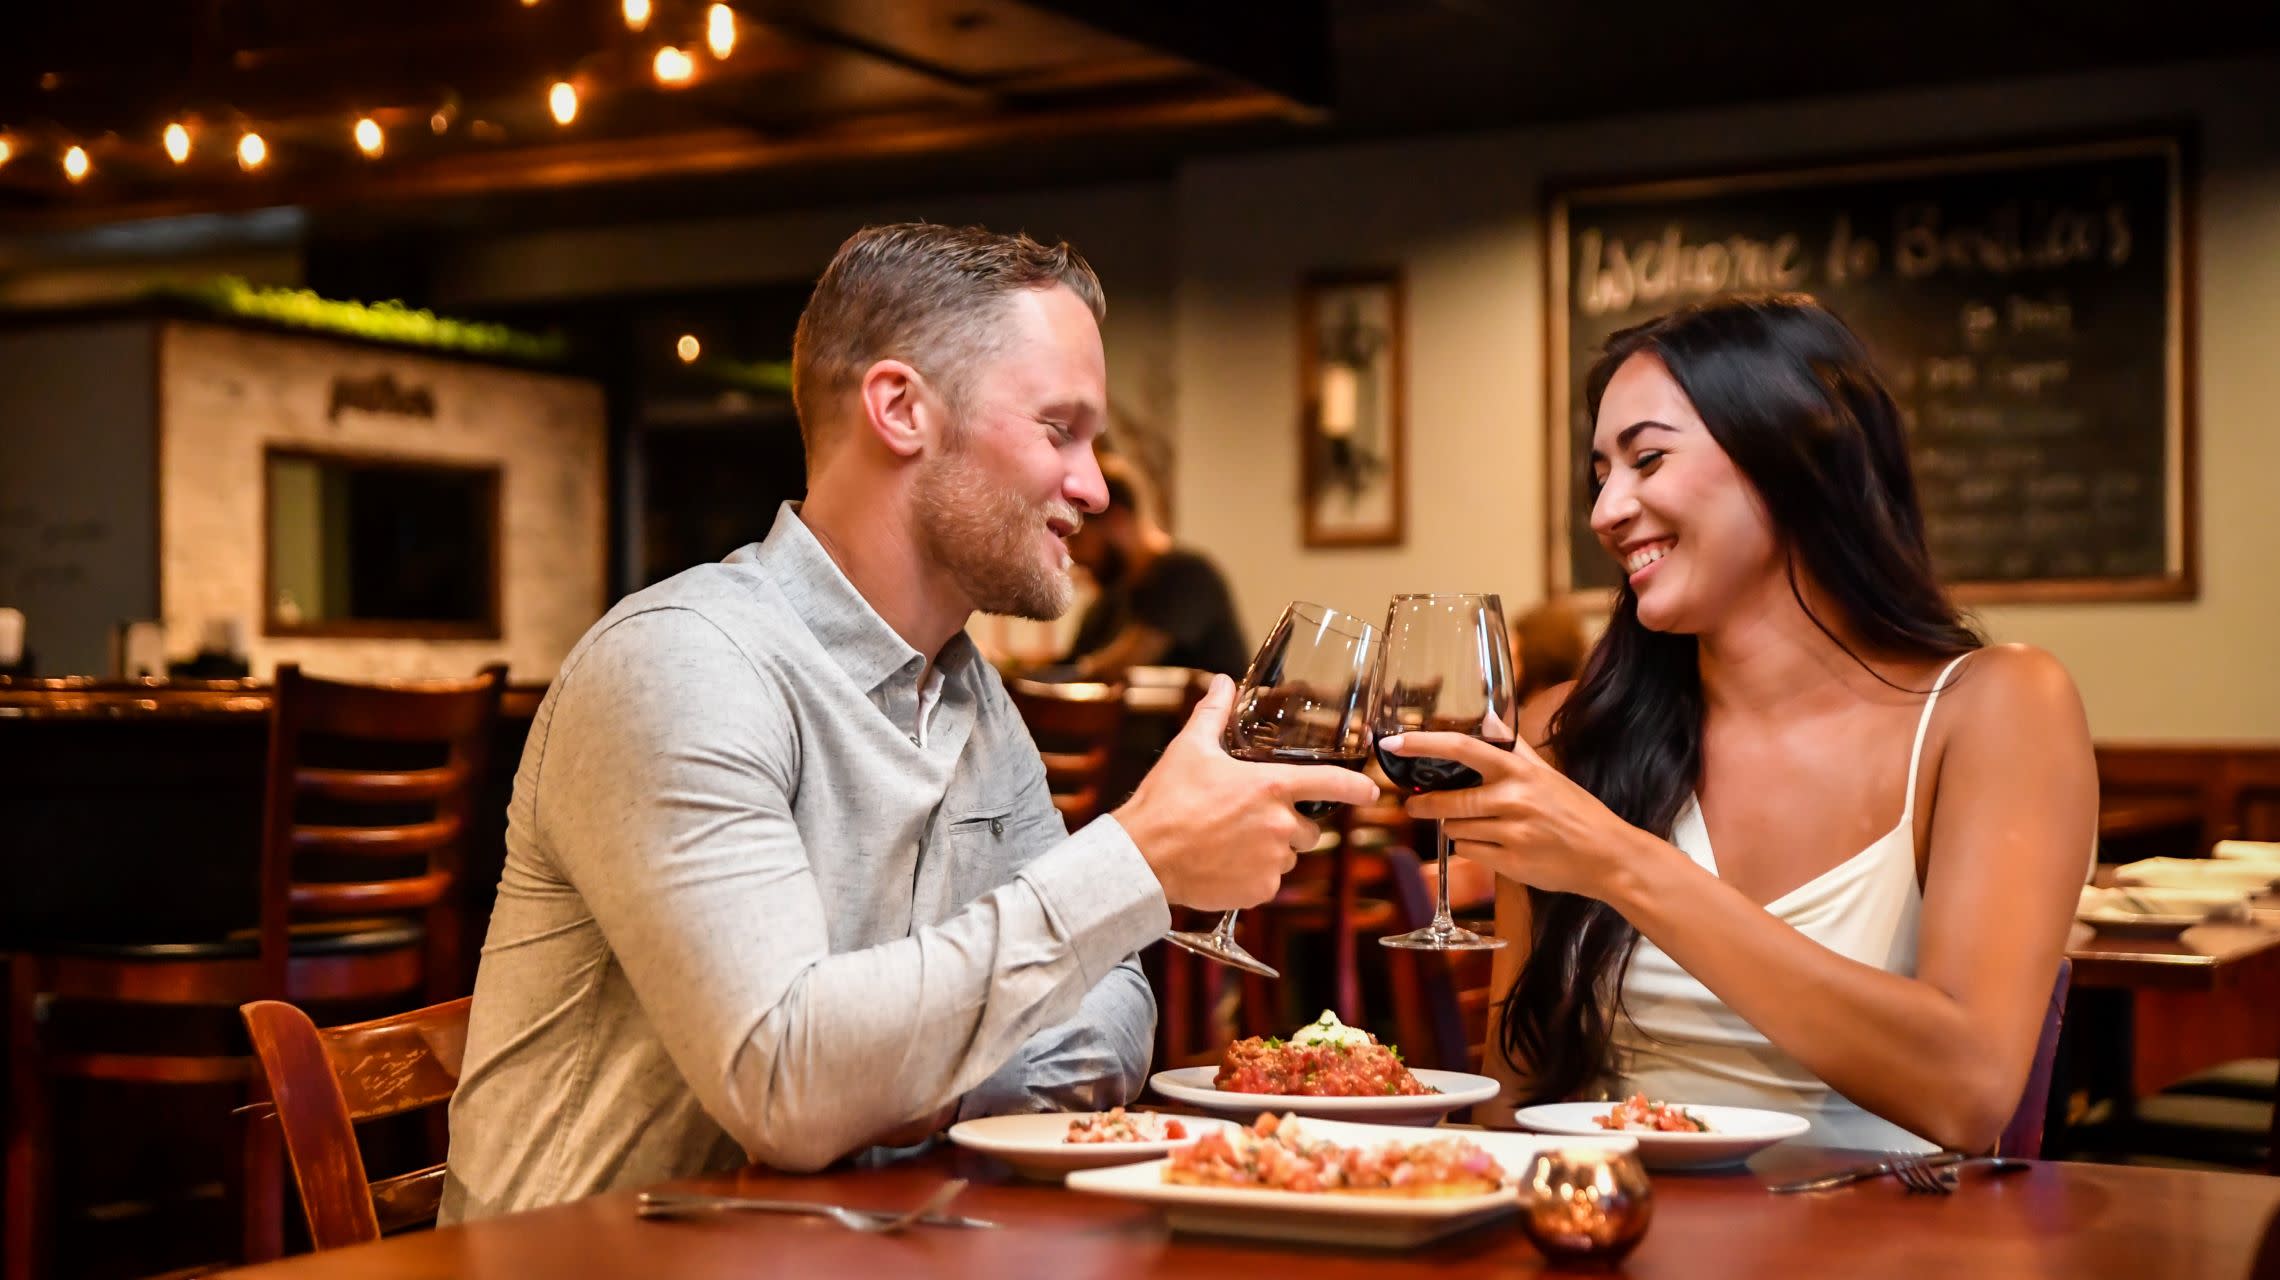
{"left": 1518, "top": 1146, "right": 1653, "bottom": 1264}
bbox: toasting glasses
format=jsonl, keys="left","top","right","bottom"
{"left": 1373, "top": 593, "right": 1517, "bottom": 952}
{"left": 1162, "top": 601, "right": 1381, "bottom": 978}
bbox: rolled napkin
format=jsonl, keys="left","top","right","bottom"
{"left": 2113, "top": 857, "right": 2280, "bottom": 894}
{"left": 2080, "top": 883, "right": 2249, "bottom": 920}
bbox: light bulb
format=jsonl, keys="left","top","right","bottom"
{"left": 0, "top": 138, "right": 12, "bottom": 167}
{"left": 237, "top": 130, "right": 266, "bottom": 171}
{"left": 163, "top": 122, "right": 191, "bottom": 164}
{"left": 676, "top": 334, "right": 701, "bottom": 363}
{"left": 653, "top": 45, "right": 694, "bottom": 85}
{"left": 548, "top": 81, "right": 578, "bottom": 126}
{"left": 354, "top": 116, "right": 384, "bottom": 157}
{"left": 707, "top": 4, "right": 736, "bottom": 58}
{"left": 62, "top": 145, "right": 89, "bottom": 182}
{"left": 622, "top": 0, "right": 651, "bottom": 30}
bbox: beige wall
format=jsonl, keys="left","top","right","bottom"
{"left": 1175, "top": 55, "right": 2280, "bottom": 741}
{"left": 433, "top": 181, "right": 1181, "bottom": 487}
{"left": 158, "top": 322, "right": 608, "bottom": 681}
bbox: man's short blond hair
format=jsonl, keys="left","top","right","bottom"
{"left": 791, "top": 222, "right": 1106, "bottom": 463}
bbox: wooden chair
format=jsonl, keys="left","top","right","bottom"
{"left": 1380, "top": 846, "right": 1498, "bottom": 1072}
{"left": 1006, "top": 678, "right": 1127, "bottom": 828}
{"left": 4, "top": 664, "right": 501, "bottom": 1280}
{"left": 239, "top": 997, "right": 470, "bottom": 1251}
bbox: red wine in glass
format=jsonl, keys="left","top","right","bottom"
{"left": 1372, "top": 743, "right": 1514, "bottom": 796}
{"left": 1372, "top": 592, "right": 1517, "bottom": 953}
{"left": 1164, "top": 601, "right": 1381, "bottom": 979}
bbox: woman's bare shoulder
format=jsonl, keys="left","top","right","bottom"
{"left": 1947, "top": 643, "right": 2083, "bottom": 722}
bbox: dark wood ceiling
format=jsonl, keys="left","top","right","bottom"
{"left": 2, "top": 0, "right": 2276, "bottom": 236}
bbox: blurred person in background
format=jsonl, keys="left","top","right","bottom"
{"left": 1512, "top": 596, "right": 1588, "bottom": 705}
{"left": 1062, "top": 452, "right": 1248, "bottom": 680}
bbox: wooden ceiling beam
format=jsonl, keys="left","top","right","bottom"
{"left": 0, "top": 84, "right": 1312, "bottom": 231}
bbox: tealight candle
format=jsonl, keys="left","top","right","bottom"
{"left": 1518, "top": 1146, "right": 1653, "bottom": 1263}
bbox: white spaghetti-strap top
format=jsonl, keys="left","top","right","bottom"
{"left": 1609, "top": 653, "right": 1973, "bottom": 1154}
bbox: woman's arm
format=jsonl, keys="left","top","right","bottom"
{"left": 1402, "top": 646, "right": 2094, "bottom": 1151}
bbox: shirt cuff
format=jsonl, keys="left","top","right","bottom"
{"left": 1019, "top": 815, "right": 1170, "bottom": 986}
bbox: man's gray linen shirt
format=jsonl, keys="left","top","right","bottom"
{"left": 441, "top": 504, "right": 1170, "bottom": 1222}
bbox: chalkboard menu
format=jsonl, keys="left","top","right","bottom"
{"left": 1548, "top": 135, "right": 2190, "bottom": 602}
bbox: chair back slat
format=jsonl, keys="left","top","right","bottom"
{"left": 242, "top": 996, "right": 471, "bottom": 1251}
{"left": 295, "top": 765, "right": 468, "bottom": 805}
{"left": 369, "top": 1168, "right": 447, "bottom": 1236}
{"left": 291, "top": 819, "right": 463, "bottom": 858}
{"left": 289, "top": 873, "right": 454, "bottom": 915}
{"left": 260, "top": 664, "right": 503, "bottom": 1001}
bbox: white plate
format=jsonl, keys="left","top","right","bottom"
{"left": 1064, "top": 1116, "right": 1634, "bottom": 1249}
{"left": 1148, "top": 1066, "right": 1501, "bottom": 1127}
{"left": 2077, "top": 909, "right": 2199, "bottom": 939}
{"left": 1512, "top": 1102, "right": 1810, "bottom": 1170}
{"left": 2213, "top": 840, "right": 2280, "bottom": 866}
{"left": 944, "top": 1112, "right": 1234, "bottom": 1179}
{"left": 2115, "top": 858, "right": 2280, "bottom": 893}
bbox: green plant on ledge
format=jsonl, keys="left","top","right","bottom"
{"left": 152, "top": 277, "right": 569, "bottom": 362}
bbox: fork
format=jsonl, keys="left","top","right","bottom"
{"left": 637, "top": 1178, "right": 976, "bottom": 1233}
{"left": 1892, "top": 1154, "right": 2030, "bottom": 1194}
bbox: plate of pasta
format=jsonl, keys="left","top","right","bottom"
{"left": 1513, "top": 1096, "right": 1809, "bottom": 1169}
{"left": 1065, "top": 1112, "right": 1635, "bottom": 1248}
{"left": 1148, "top": 1011, "right": 1499, "bottom": 1127}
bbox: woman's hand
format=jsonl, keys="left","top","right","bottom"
{"left": 1379, "top": 731, "right": 1673, "bottom": 907}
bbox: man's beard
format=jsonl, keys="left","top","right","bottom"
{"left": 912, "top": 449, "right": 1080, "bottom": 621}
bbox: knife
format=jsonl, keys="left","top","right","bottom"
{"left": 1766, "top": 1150, "right": 1967, "bottom": 1194}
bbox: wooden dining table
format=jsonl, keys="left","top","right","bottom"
{"left": 214, "top": 1139, "right": 2280, "bottom": 1280}
{"left": 2065, "top": 871, "right": 2280, "bottom": 1173}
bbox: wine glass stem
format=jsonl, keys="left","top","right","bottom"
{"left": 1213, "top": 910, "right": 1242, "bottom": 947}
{"left": 1431, "top": 823, "right": 1456, "bottom": 935}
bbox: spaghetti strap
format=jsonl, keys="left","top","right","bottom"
{"left": 1902, "top": 652, "right": 1974, "bottom": 819}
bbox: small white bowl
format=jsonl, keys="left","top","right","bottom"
{"left": 945, "top": 1112, "right": 1233, "bottom": 1179}
{"left": 1513, "top": 1102, "right": 1811, "bottom": 1170}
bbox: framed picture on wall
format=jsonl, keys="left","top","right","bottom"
{"left": 1299, "top": 270, "right": 1407, "bottom": 548}
{"left": 1546, "top": 132, "right": 2193, "bottom": 605}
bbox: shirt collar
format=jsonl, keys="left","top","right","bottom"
{"left": 734, "top": 502, "right": 977, "bottom": 694}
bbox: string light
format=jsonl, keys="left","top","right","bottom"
{"left": 707, "top": 3, "right": 736, "bottom": 58}
{"left": 163, "top": 122, "right": 191, "bottom": 164}
{"left": 622, "top": 0, "right": 651, "bottom": 31}
{"left": 62, "top": 145, "right": 89, "bottom": 182}
{"left": 0, "top": 137, "right": 15, "bottom": 168}
{"left": 353, "top": 116, "right": 384, "bottom": 157}
{"left": 653, "top": 45, "right": 694, "bottom": 85}
{"left": 676, "top": 334, "right": 701, "bottom": 363}
{"left": 237, "top": 130, "right": 266, "bottom": 171}
{"left": 548, "top": 80, "right": 578, "bottom": 126}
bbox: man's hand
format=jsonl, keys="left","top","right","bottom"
{"left": 1114, "top": 675, "right": 1379, "bottom": 910}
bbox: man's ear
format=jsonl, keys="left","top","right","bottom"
{"left": 857, "top": 359, "right": 932, "bottom": 460}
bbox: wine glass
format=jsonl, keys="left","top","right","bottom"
{"left": 1373, "top": 593, "right": 1517, "bottom": 951}
{"left": 1163, "top": 601, "right": 1380, "bottom": 978}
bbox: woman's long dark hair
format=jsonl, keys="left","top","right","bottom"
{"left": 1499, "top": 293, "right": 1983, "bottom": 1104}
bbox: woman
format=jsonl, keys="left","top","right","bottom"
{"left": 1381, "top": 294, "right": 2094, "bottom": 1152}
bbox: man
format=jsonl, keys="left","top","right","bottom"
{"left": 441, "top": 223, "right": 1374, "bottom": 1222}
{"left": 1062, "top": 454, "right": 1249, "bottom": 678}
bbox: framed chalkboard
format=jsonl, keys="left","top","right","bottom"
{"left": 1548, "top": 133, "right": 2192, "bottom": 603}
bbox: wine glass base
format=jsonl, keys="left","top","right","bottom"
{"left": 1164, "top": 930, "right": 1281, "bottom": 978}
{"left": 1379, "top": 924, "right": 1507, "bottom": 952}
